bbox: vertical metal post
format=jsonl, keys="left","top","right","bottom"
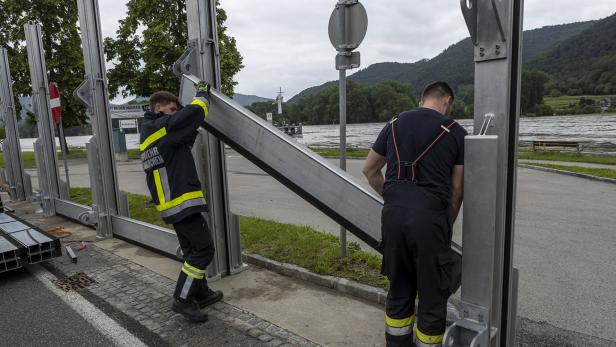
{"left": 74, "top": 0, "right": 121, "bottom": 239}
{"left": 180, "top": 0, "right": 244, "bottom": 279}
{"left": 25, "top": 23, "right": 61, "bottom": 215}
{"left": 338, "top": 68, "right": 347, "bottom": 258}
{"left": 58, "top": 123, "right": 71, "bottom": 189}
{"left": 445, "top": 1, "right": 523, "bottom": 346}
{"left": 331, "top": 0, "right": 366, "bottom": 258}
{"left": 0, "top": 48, "right": 27, "bottom": 201}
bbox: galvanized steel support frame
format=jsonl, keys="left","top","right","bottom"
{"left": 73, "top": 0, "right": 122, "bottom": 238}
{"left": 176, "top": 0, "right": 245, "bottom": 279}
{"left": 444, "top": 1, "right": 523, "bottom": 346}
{"left": 0, "top": 49, "right": 31, "bottom": 201}
{"left": 25, "top": 23, "right": 63, "bottom": 215}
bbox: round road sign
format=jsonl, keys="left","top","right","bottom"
{"left": 328, "top": 1, "right": 368, "bottom": 52}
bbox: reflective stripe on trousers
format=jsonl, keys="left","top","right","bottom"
{"left": 415, "top": 326, "right": 443, "bottom": 346}
{"left": 385, "top": 314, "right": 415, "bottom": 337}
{"left": 181, "top": 261, "right": 206, "bottom": 280}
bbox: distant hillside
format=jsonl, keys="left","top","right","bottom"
{"left": 290, "top": 20, "right": 595, "bottom": 102}
{"left": 234, "top": 93, "right": 272, "bottom": 106}
{"left": 528, "top": 13, "right": 616, "bottom": 95}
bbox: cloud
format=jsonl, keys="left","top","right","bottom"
{"left": 102, "top": 0, "right": 616, "bottom": 100}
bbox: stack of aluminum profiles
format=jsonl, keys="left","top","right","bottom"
{"left": 0, "top": 233, "right": 25, "bottom": 274}
{"left": 0, "top": 212, "right": 61, "bottom": 266}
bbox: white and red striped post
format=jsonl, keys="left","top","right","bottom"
{"left": 49, "top": 82, "right": 70, "bottom": 188}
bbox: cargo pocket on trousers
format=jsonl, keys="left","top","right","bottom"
{"left": 438, "top": 251, "right": 456, "bottom": 294}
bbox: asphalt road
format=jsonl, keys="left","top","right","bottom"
{"left": 0, "top": 267, "right": 113, "bottom": 346}
{"left": 24, "top": 153, "right": 616, "bottom": 343}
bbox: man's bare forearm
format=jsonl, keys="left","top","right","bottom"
{"left": 368, "top": 172, "right": 385, "bottom": 196}
{"left": 449, "top": 194, "right": 463, "bottom": 225}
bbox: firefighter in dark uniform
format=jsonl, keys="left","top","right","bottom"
{"left": 140, "top": 85, "right": 222, "bottom": 322}
{"left": 363, "top": 81, "right": 466, "bottom": 346}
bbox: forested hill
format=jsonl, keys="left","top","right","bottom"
{"left": 289, "top": 20, "right": 595, "bottom": 102}
{"left": 528, "top": 13, "right": 616, "bottom": 95}
{"left": 234, "top": 93, "right": 272, "bottom": 106}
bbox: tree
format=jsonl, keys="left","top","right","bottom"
{"left": 104, "top": 0, "right": 243, "bottom": 99}
{"left": 521, "top": 70, "right": 550, "bottom": 114}
{"left": 0, "top": 0, "right": 86, "bottom": 127}
{"left": 273, "top": 81, "right": 418, "bottom": 125}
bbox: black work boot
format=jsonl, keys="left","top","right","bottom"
{"left": 196, "top": 281, "right": 224, "bottom": 309}
{"left": 172, "top": 298, "right": 209, "bottom": 322}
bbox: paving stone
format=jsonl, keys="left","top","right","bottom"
{"left": 258, "top": 334, "right": 274, "bottom": 342}
{"left": 40, "top": 242, "right": 319, "bottom": 346}
{"left": 248, "top": 328, "right": 263, "bottom": 338}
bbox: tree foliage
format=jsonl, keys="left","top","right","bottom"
{"left": 104, "top": 0, "right": 243, "bottom": 99}
{"left": 0, "top": 0, "right": 85, "bottom": 127}
{"left": 290, "top": 20, "right": 595, "bottom": 103}
{"left": 248, "top": 81, "right": 424, "bottom": 125}
{"left": 529, "top": 13, "right": 616, "bottom": 95}
{"left": 521, "top": 70, "right": 550, "bottom": 114}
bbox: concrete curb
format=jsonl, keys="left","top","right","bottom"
{"left": 243, "top": 253, "right": 388, "bottom": 305}
{"left": 519, "top": 164, "right": 616, "bottom": 185}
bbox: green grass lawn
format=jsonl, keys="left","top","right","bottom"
{"left": 309, "top": 147, "right": 370, "bottom": 158}
{"left": 0, "top": 148, "right": 142, "bottom": 169}
{"left": 524, "top": 163, "right": 616, "bottom": 180}
{"left": 518, "top": 150, "right": 616, "bottom": 165}
{"left": 543, "top": 95, "right": 609, "bottom": 109}
{"left": 308, "top": 148, "right": 616, "bottom": 167}
{"left": 67, "top": 187, "right": 387, "bottom": 289}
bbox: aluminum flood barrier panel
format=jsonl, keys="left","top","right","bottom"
{"left": 0, "top": 234, "right": 25, "bottom": 273}
{"left": 0, "top": 212, "right": 61, "bottom": 265}
{"left": 205, "top": 87, "right": 383, "bottom": 249}
{"left": 0, "top": 48, "right": 29, "bottom": 201}
{"left": 192, "top": 84, "right": 464, "bottom": 259}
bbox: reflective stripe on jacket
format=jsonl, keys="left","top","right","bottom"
{"left": 140, "top": 99, "right": 209, "bottom": 224}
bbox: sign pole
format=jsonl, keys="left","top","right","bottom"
{"left": 58, "top": 121, "right": 70, "bottom": 189}
{"left": 339, "top": 67, "right": 347, "bottom": 258}
{"left": 329, "top": 0, "right": 367, "bottom": 258}
{"left": 50, "top": 82, "right": 70, "bottom": 189}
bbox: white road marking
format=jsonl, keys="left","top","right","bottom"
{"left": 30, "top": 266, "right": 147, "bottom": 347}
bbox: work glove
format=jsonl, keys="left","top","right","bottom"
{"left": 192, "top": 81, "right": 210, "bottom": 117}
{"left": 195, "top": 81, "right": 210, "bottom": 101}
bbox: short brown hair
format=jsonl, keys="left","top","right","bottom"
{"left": 149, "top": 91, "right": 180, "bottom": 111}
{"left": 421, "top": 81, "right": 455, "bottom": 102}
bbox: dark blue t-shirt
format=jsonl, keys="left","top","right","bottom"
{"left": 372, "top": 107, "right": 467, "bottom": 206}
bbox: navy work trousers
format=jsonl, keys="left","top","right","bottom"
{"left": 381, "top": 183, "right": 456, "bottom": 346}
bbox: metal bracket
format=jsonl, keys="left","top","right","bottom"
{"left": 478, "top": 113, "right": 495, "bottom": 135}
{"left": 460, "top": 0, "right": 478, "bottom": 45}
{"left": 491, "top": 0, "right": 508, "bottom": 42}
{"left": 173, "top": 40, "right": 200, "bottom": 79}
{"left": 78, "top": 209, "right": 98, "bottom": 227}
{"left": 336, "top": 51, "right": 361, "bottom": 70}
{"left": 460, "top": 0, "right": 508, "bottom": 62}
{"left": 73, "top": 77, "right": 92, "bottom": 108}
{"left": 443, "top": 303, "right": 494, "bottom": 347}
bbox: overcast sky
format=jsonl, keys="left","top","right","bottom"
{"left": 98, "top": 0, "right": 616, "bottom": 103}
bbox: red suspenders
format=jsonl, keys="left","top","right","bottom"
{"left": 390, "top": 115, "right": 457, "bottom": 182}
